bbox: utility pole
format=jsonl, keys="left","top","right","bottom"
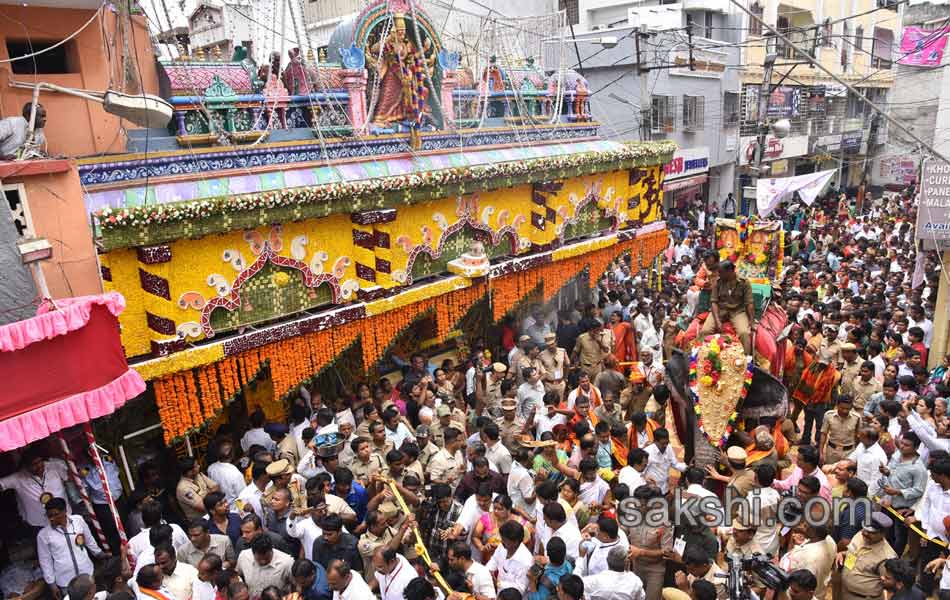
{"left": 745, "top": 52, "right": 777, "bottom": 216}
{"left": 635, "top": 25, "right": 650, "bottom": 141}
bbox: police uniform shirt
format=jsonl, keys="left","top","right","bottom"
{"left": 176, "top": 473, "right": 216, "bottom": 521}
{"left": 820, "top": 410, "right": 861, "bottom": 452}
{"left": 350, "top": 454, "right": 385, "bottom": 486}
{"left": 841, "top": 532, "right": 897, "bottom": 598}
{"left": 428, "top": 447, "right": 464, "bottom": 487}
{"left": 712, "top": 276, "right": 753, "bottom": 314}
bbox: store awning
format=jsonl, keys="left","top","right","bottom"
{"left": 663, "top": 173, "right": 708, "bottom": 192}
{"left": 0, "top": 293, "right": 145, "bottom": 451}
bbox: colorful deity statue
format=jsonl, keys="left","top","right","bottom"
{"left": 365, "top": 12, "right": 436, "bottom": 130}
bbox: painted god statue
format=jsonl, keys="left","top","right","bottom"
{"left": 366, "top": 12, "right": 435, "bottom": 127}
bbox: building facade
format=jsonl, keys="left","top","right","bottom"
{"left": 738, "top": 0, "right": 898, "bottom": 204}
{"left": 568, "top": 1, "right": 744, "bottom": 213}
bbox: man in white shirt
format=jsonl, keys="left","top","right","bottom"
{"left": 617, "top": 448, "right": 648, "bottom": 492}
{"left": 579, "top": 517, "right": 628, "bottom": 576}
{"left": 241, "top": 410, "right": 276, "bottom": 454}
{"left": 538, "top": 503, "right": 582, "bottom": 563}
{"left": 286, "top": 497, "right": 326, "bottom": 561}
{"left": 446, "top": 542, "right": 496, "bottom": 599}
{"left": 206, "top": 441, "right": 246, "bottom": 513}
{"left": 517, "top": 368, "right": 546, "bottom": 420}
{"left": 918, "top": 459, "right": 950, "bottom": 595}
{"left": 581, "top": 544, "right": 646, "bottom": 600}
{"left": 507, "top": 449, "right": 537, "bottom": 516}
{"left": 236, "top": 464, "right": 269, "bottom": 519}
{"left": 381, "top": 407, "right": 412, "bottom": 450}
{"left": 37, "top": 498, "right": 105, "bottom": 597}
{"left": 236, "top": 536, "right": 293, "bottom": 598}
{"left": 128, "top": 502, "right": 190, "bottom": 561}
{"left": 153, "top": 545, "right": 198, "bottom": 600}
{"left": 371, "top": 549, "right": 415, "bottom": 600}
{"left": 326, "top": 558, "right": 373, "bottom": 599}
{"left": 486, "top": 521, "right": 534, "bottom": 594}
{"left": 848, "top": 429, "right": 889, "bottom": 498}
{"left": 0, "top": 451, "right": 70, "bottom": 529}
{"left": 643, "top": 429, "right": 687, "bottom": 494}
{"left": 481, "top": 423, "right": 512, "bottom": 476}
{"left": 578, "top": 459, "right": 610, "bottom": 506}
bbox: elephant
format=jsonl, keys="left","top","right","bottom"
{"left": 665, "top": 348, "right": 789, "bottom": 467}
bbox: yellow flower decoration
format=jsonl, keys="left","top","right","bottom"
{"left": 700, "top": 375, "right": 714, "bottom": 387}
{"left": 272, "top": 272, "right": 291, "bottom": 287}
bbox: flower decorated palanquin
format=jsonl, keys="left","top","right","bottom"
{"left": 80, "top": 0, "right": 675, "bottom": 445}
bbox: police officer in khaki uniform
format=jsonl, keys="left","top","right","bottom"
{"left": 700, "top": 260, "right": 755, "bottom": 356}
{"left": 515, "top": 343, "right": 547, "bottom": 388}
{"left": 415, "top": 425, "right": 439, "bottom": 470}
{"left": 429, "top": 406, "right": 453, "bottom": 448}
{"left": 482, "top": 363, "right": 507, "bottom": 417}
{"left": 494, "top": 398, "right": 526, "bottom": 453}
{"left": 428, "top": 427, "right": 465, "bottom": 489}
{"left": 349, "top": 438, "right": 385, "bottom": 486}
{"left": 820, "top": 395, "right": 861, "bottom": 465}
{"left": 850, "top": 361, "right": 882, "bottom": 414}
{"left": 265, "top": 424, "right": 299, "bottom": 469}
{"left": 175, "top": 457, "right": 219, "bottom": 521}
{"left": 838, "top": 343, "right": 862, "bottom": 397}
{"left": 626, "top": 485, "right": 673, "bottom": 600}
{"left": 539, "top": 332, "right": 570, "bottom": 401}
{"left": 839, "top": 512, "right": 897, "bottom": 600}
{"left": 573, "top": 319, "right": 613, "bottom": 379}
{"left": 356, "top": 509, "right": 414, "bottom": 579}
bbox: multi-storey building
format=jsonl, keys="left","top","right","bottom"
{"left": 737, "top": 0, "right": 898, "bottom": 207}
{"left": 565, "top": 0, "right": 744, "bottom": 212}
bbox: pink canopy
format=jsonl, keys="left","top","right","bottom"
{"left": 0, "top": 292, "right": 145, "bottom": 451}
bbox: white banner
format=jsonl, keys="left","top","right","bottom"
{"left": 756, "top": 169, "right": 836, "bottom": 217}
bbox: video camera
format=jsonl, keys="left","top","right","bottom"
{"left": 724, "top": 553, "right": 789, "bottom": 600}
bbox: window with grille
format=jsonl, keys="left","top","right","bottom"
{"left": 683, "top": 95, "right": 704, "bottom": 131}
{"left": 855, "top": 25, "right": 864, "bottom": 52}
{"left": 559, "top": 0, "right": 579, "bottom": 26}
{"left": 724, "top": 91, "right": 740, "bottom": 125}
{"left": 750, "top": 3, "right": 763, "bottom": 35}
{"left": 650, "top": 96, "right": 675, "bottom": 133}
{"left": 2, "top": 184, "right": 34, "bottom": 240}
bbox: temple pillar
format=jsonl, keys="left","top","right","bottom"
{"left": 341, "top": 69, "right": 368, "bottom": 132}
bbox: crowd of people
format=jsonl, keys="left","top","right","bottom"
{"left": 0, "top": 186, "right": 948, "bottom": 600}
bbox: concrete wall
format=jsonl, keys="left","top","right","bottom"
{"left": 0, "top": 8, "right": 159, "bottom": 158}
{"left": 0, "top": 197, "right": 37, "bottom": 326}
{"left": 1, "top": 162, "right": 102, "bottom": 300}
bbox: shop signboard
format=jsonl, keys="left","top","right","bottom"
{"left": 663, "top": 147, "right": 710, "bottom": 180}
{"left": 739, "top": 135, "right": 809, "bottom": 163}
{"left": 917, "top": 159, "right": 950, "bottom": 250}
{"left": 814, "top": 134, "right": 842, "bottom": 153}
{"left": 767, "top": 86, "right": 801, "bottom": 118}
{"left": 841, "top": 131, "right": 862, "bottom": 154}
{"left": 873, "top": 156, "right": 918, "bottom": 187}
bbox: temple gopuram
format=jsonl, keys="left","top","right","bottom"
{"left": 79, "top": 0, "right": 674, "bottom": 451}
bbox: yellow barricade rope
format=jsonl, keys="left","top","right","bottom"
{"left": 874, "top": 497, "right": 948, "bottom": 550}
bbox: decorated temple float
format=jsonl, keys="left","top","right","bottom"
{"left": 667, "top": 217, "right": 789, "bottom": 465}
{"left": 77, "top": 0, "right": 675, "bottom": 459}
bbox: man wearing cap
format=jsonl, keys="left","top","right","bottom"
{"left": 429, "top": 405, "right": 453, "bottom": 448}
{"left": 722, "top": 446, "right": 756, "bottom": 499}
{"left": 573, "top": 319, "right": 613, "bottom": 380}
{"left": 413, "top": 426, "right": 438, "bottom": 471}
{"left": 820, "top": 395, "right": 861, "bottom": 465}
{"left": 263, "top": 459, "right": 307, "bottom": 509}
{"left": 838, "top": 343, "right": 862, "bottom": 396}
{"left": 540, "top": 332, "right": 570, "bottom": 401}
{"left": 838, "top": 512, "right": 897, "bottom": 600}
{"left": 495, "top": 396, "right": 527, "bottom": 453}
{"left": 508, "top": 335, "right": 532, "bottom": 376}
{"left": 515, "top": 343, "right": 548, "bottom": 388}
{"left": 481, "top": 362, "right": 507, "bottom": 416}
{"left": 700, "top": 260, "right": 755, "bottom": 356}
{"left": 722, "top": 519, "right": 761, "bottom": 559}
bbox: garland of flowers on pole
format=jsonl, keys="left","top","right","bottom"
{"left": 688, "top": 335, "right": 754, "bottom": 449}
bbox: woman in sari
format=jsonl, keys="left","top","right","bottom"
{"left": 471, "top": 494, "right": 533, "bottom": 562}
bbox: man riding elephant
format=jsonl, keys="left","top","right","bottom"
{"left": 700, "top": 260, "right": 755, "bottom": 356}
